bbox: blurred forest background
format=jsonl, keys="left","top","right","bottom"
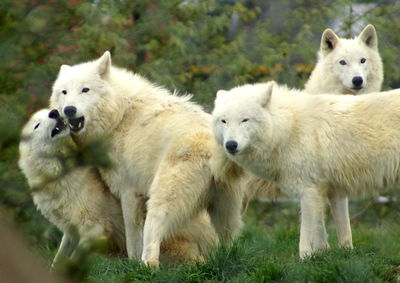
{"left": 1, "top": 0, "right": 400, "bottom": 281}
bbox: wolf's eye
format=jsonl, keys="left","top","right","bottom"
{"left": 82, "top": 87, "right": 90, "bottom": 93}
{"left": 62, "top": 90, "right": 67, "bottom": 95}
{"left": 241, "top": 118, "right": 249, "bottom": 123}
{"left": 34, "top": 123, "right": 40, "bottom": 130}
{"left": 360, "top": 58, "right": 366, "bottom": 64}
{"left": 339, "top": 60, "right": 347, "bottom": 65}
{"left": 221, "top": 119, "right": 227, "bottom": 124}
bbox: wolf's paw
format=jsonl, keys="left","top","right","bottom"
{"left": 339, "top": 240, "right": 353, "bottom": 250}
{"left": 299, "top": 247, "right": 314, "bottom": 260}
{"left": 144, "top": 258, "right": 159, "bottom": 268}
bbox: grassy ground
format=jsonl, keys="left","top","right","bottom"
{"left": 35, "top": 198, "right": 400, "bottom": 282}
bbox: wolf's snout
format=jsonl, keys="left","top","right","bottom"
{"left": 225, "top": 140, "right": 238, "bottom": 155}
{"left": 48, "top": 109, "right": 60, "bottom": 119}
{"left": 64, "top": 106, "right": 77, "bottom": 118}
{"left": 352, "top": 76, "right": 363, "bottom": 88}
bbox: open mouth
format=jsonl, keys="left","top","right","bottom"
{"left": 51, "top": 117, "right": 68, "bottom": 138}
{"left": 68, "top": 116, "right": 85, "bottom": 133}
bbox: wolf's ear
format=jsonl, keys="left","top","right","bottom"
{"left": 215, "top": 90, "right": 228, "bottom": 104}
{"left": 97, "top": 51, "right": 111, "bottom": 78}
{"left": 358, "top": 24, "right": 378, "bottom": 50}
{"left": 320, "top": 28, "right": 339, "bottom": 55}
{"left": 260, "top": 81, "right": 276, "bottom": 108}
{"left": 60, "top": 65, "right": 71, "bottom": 72}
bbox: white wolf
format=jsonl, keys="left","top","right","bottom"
{"left": 303, "top": 24, "right": 383, "bottom": 251}
{"left": 18, "top": 108, "right": 126, "bottom": 267}
{"left": 243, "top": 24, "right": 384, "bottom": 250}
{"left": 305, "top": 24, "right": 383, "bottom": 95}
{"left": 49, "top": 52, "right": 243, "bottom": 267}
{"left": 212, "top": 81, "right": 400, "bottom": 258}
{"left": 19, "top": 108, "right": 219, "bottom": 266}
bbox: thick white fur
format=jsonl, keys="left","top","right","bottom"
{"left": 304, "top": 24, "right": 383, "bottom": 252}
{"left": 19, "top": 109, "right": 218, "bottom": 267}
{"left": 49, "top": 52, "right": 242, "bottom": 267}
{"left": 241, "top": 25, "right": 384, "bottom": 251}
{"left": 212, "top": 82, "right": 400, "bottom": 258}
{"left": 18, "top": 109, "right": 126, "bottom": 267}
{"left": 305, "top": 24, "right": 383, "bottom": 95}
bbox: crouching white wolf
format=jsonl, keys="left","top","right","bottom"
{"left": 18, "top": 108, "right": 126, "bottom": 267}
{"left": 302, "top": 24, "right": 383, "bottom": 250}
{"left": 19, "top": 108, "right": 219, "bottom": 266}
{"left": 212, "top": 81, "right": 400, "bottom": 258}
{"left": 49, "top": 52, "right": 243, "bottom": 267}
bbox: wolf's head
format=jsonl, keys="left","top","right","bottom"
{"left": 212, "top": 82, "right": 275, "bottom": 158}
{"left": 19, "top": 108, "right": 69, "bottom": 163}
{"left": 19, "top": 109, "right": 71, "bottom": 187}
{"left": 21, "top": 109, "right": 69, "bottom": 144}
{"left": 50, "top": 51, "right": 117, "bottom": 140}
{"left": 316, "top": 24, "right": 383, "bottom": 94}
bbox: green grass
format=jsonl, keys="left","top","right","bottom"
{"left": 35, "top": 198, "right": 400, "bottom": 282}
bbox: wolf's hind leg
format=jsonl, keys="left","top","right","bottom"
{"left": 207, "top": 183, "right": 242, "bottom": 245}
{"left": 141, "top": 160, "right": 210, "bottom": 267}
{"left": 329, "top": 193, "right": 353, "bottom": 249}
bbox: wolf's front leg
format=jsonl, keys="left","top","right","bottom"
{"left": 51, "top": 231, "right": 79, "bottom": 268}
{"left": 299, "top": 184, "right": 329, "bottom": 259}
{"left": 328, "top": 193, "right": 353, "bottom": 249}
{"left": 121, "top": 190, "right": 145, "bottom": 259}
{"left": 207, "top": 183, "right": 242, "bottom": 244}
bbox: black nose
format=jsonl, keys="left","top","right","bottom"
{"left": 352, "top": 76, "right": 363, "bottom": 87}
{"left": 48, "top": 109, "right": 59, "bottom": 119}
{"left": 64, "top": 106, "right": 77, "bottom": 118}
{"left": 225, "top": 140, "right": 238, "bottom": 154}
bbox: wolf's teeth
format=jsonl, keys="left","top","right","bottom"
{"left": 55, "top": 127, "right": 59, "bottom": 131}
{"left": 78, "top": 121, "right": 82, "bottom": 128}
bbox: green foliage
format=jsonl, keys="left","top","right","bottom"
{"left": 2, "top": 1, "right": 398, "bottom": 110}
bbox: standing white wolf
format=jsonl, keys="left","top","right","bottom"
{"left": 242, "top": 24, "right": 384, "bottom": 251}
{"left": 303, "top": 24, "right": 384, "bottom": 251}
{"left": 212, "top": 81, "right": 400, "bottom": 258}
{"left": 49, "top": 52, "right": 243, "bottom": 267}
{"left": 18, "top": 108, "right": 220, "bottom": 266}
